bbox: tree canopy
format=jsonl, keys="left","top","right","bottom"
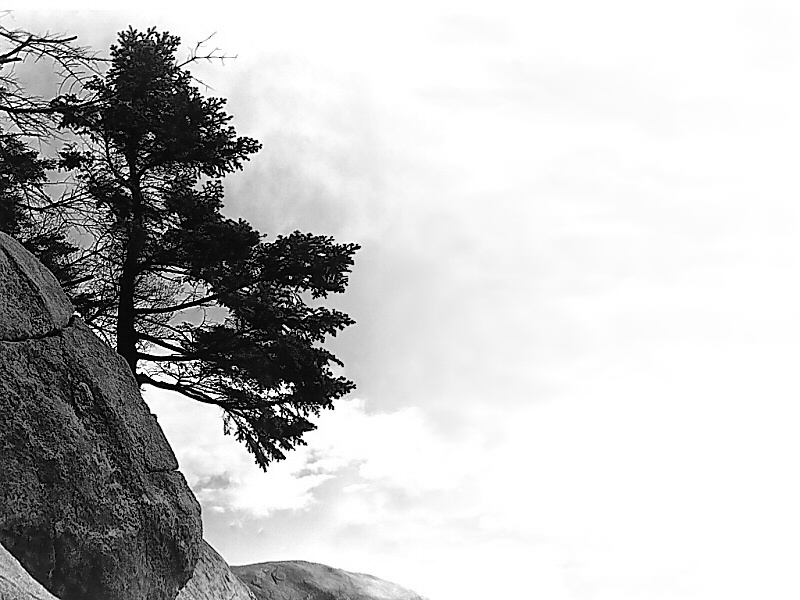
{"left": 2, "top": 25, "right": 359, "bottom": 470}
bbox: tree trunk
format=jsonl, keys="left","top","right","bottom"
{"left": 117, "top": 246, "right": 139, "bottom": 373}
{"left": 116, "top": 155, "right": 143, "bottom": 374}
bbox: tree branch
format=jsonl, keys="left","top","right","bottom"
{"left": 137, "top": 331, "right": 190, "bottom": 355}
{"left": 134, "top": 291, "right": 224, "bottom": 314}
{"left": 0, "top": 102, "right": 67, "bottom": 115}
{"left": 137, "top": 352, "right": 201, "bottom": 362}
{"left": 137, "top": 374, "right": 220, "bottom": 405}
{"left": 0, "top": 35, "right": 32, "bottom": 63}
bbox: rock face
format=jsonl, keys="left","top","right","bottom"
{"left": 232, "top": 561, "right": 430, "bottom": 600}
{"left": 177, "top": 541, "right": 257, "bottom": 600}
{"left": 0, "top": 232, "right": 202, "bottom": 600}
{"left": 0, "top": 542, "right": 60, "bottom": 600}
{"left": 0, "top": 232, "right": 74, "bottom": 342}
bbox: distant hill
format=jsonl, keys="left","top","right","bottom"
{"left": 232, "top": 560, "right": 429, "bottom": 600}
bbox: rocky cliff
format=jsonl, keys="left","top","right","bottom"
{"left": 0, "top": 232, "right": 202, "bottom": 600}
{"left": 0, "top": 542, "right": 59, "bottom": 600}
{"left": 232, "top": 561, "right": 429, "bottom": 600}
{"left": 0, "top": 230, "right": 428, "bottom": 600}
{"left": 177, "top": 541, "right": 256, "bottom": 600}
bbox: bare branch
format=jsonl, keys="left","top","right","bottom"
{"left": 134, "top": 291, "right": 223, "bottom": 315}
{"left": 137, "top": 353, "right": 201, "bottom": 362}
{"left": 138, "top": 374, "right": 220, "bottom": 405}
{"left": 0, "top": 21, "right": 101, "bottom": 135}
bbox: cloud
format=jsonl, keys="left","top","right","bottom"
{"left": 144, "top": 391, "right": 479, "bottom": 518}
{"left": 145, "top": 391, "right": 333, "bottom": 517}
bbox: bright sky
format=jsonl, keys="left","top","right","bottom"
{"left": 11, "top": 2, "right": 800, "bottom": 599}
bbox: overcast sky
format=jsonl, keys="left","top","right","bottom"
{"left": 12, "top": 2, "right": 800, "bottom": 599}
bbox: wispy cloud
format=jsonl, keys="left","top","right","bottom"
{"left": 146, "top": 392, "right": 479, "bottom": 515}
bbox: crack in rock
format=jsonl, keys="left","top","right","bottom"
{"left": 0, "top": 314, "right": 78, "bottom": 343}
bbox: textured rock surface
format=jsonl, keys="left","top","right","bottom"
{"left": 0, "top": 232, "right": 73, "bottom": 341}
{"left": 0, "top": 542, "right": 60, "bottom": 600}
{"left": 177, "top": 541, "right": 256, "bottom": 600}
{"left": 0, "top": 232, "right": 202, "bottom": 600}
{"left": 233, "top": 561, "right": 429, "bottom": 600}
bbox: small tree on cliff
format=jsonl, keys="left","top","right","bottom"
{"left": 0, "top": 133, "right": 81, "bottom": 284}
{"left": 57, "top": 27, "right": 358, "bottom": 469}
